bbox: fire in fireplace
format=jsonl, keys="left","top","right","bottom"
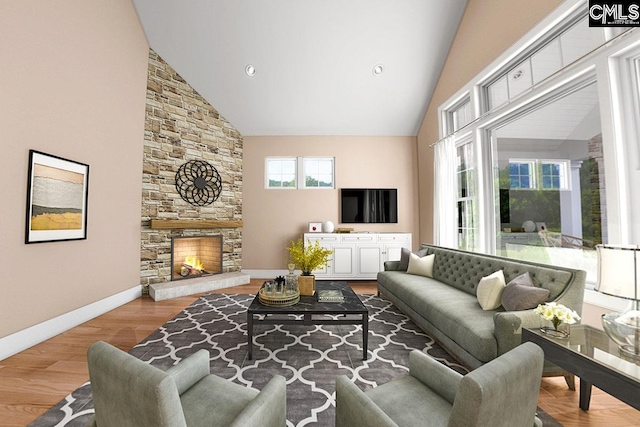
{"left": 171, "top": 235, "right": 223, "bottom": 281}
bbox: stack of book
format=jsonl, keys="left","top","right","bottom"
{"left": 316, "top": 290, "right": 345, "bottom": 303}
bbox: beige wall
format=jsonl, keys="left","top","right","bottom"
{"left": 0, "top": 1, "right": 149, "bottom": 338}
{"left": 243, "top": 136, "right": 419, "bottom": 270}
{"left": 416, "top": 0, "right": 563, "bottom": 244}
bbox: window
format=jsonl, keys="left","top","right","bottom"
{"left": 508, "top": 160, "right": 570, "bottom": 190}
{"left": 456, "top": 142, "right": 477, "bottom": 251}
{"left": 541, "top": 161, "right": 566, "bottom": 189}
{"left": 509, "top": 161, "right": 534, "bottom": 189}
{"left": 302, "top": 157, "right": 334, "bottom": 188}
{"left": 484, "top": 16, "right": 606, "bottom": 114}
{"left": 266, "top": 157, "right": 334, "bottom": 189}
{"left": 266, "top": 157, "right": 296, "bottom": 189}
{"left": 444, "top": 95, "right": 472, "bottom": 135}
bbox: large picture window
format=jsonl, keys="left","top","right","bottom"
{"left": 492, "top": 82, "right": 604, "bottom": 283}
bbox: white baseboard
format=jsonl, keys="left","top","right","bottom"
{"left": 0, "top": 285, "right": 141, "bottom": 361}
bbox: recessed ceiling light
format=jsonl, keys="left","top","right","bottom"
{"left": 245, "top": 64, "right": 256, "bottom": 76}
{"left": 372, "top": 64, "right": 384, "bottom": 76}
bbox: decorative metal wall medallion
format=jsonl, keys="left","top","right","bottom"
{"left": 175, "top": 160, "right": 222, "bottom": 206}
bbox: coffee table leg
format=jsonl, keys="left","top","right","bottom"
{"left": 247, "top": 312, "right": 253, "bottom": 360}
{"left": 362, "top": 314, "right": 368, "bottom": 360}
{"left": 579, "top": 379, "right": 592, "bottom": 411}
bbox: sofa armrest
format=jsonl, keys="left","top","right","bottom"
{"left": 335, "top": 376, "right": 398, "bottom": 427}
{"left": 493, "top": 310, "right": 543, "bottom": 356}
{"left": 166, "top": 349, "right": 210, "bottom": 394}
{"left": 384, "top": 260, "right": 401, "bottom": 271}
{"left": 230, "top": 375, "right": 286, "bottom": 427}
{"left": 409, "top": 350, "right": 462, "bottom": 404}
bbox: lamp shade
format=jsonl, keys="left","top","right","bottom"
{"left": 596, "top": 245, "right": 640, "bottom": 301}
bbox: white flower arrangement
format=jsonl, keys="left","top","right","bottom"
{"left": 533, "top": 302, "right": 581, "bottom": 330}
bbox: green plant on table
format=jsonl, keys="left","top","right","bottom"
{"left": 286, "top": 237, "right": 332, "bottom": 276}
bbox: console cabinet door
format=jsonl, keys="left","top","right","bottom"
{"left": 357, "top": 244, "right": 384, "bottom": 278}
{"left": 332, "top": 244, "right": 356, "bottom": 277}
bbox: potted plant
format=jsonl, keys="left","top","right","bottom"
{"left": 286, "top": 237, "right": 332, "bottom": 295}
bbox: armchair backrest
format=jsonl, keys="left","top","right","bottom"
{"left": 448, "top": 342, "right": 544, "bottom": 427}
{"left": 88, "top": 341, "right": 187, "bottom": 427}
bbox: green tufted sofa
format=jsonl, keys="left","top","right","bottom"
{"left": 377, "top": 244, "right": 586, "bottom": 369}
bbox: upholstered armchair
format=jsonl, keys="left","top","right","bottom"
{"left": 336, "top": 342, "right": 544, "bottom": 427}
{"left": 87, "top": 341, "right": 286, "bottom": 427}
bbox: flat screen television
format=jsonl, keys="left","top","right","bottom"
{"left": 341, "top": 188, "right": 398, "bottom": 223}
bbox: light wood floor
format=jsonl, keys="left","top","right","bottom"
{"left": 1, "top": 280, "right": 637, "bottom": 426}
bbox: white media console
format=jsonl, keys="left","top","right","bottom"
{"left": 304, "top": 232, "right": 412, "bottom": 280}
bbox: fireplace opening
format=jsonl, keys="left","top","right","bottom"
{"left": 171, "top": 235, "right": 223, "bottom": 281}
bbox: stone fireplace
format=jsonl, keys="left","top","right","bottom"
{"left": 171, "top": 235, "right": 223, "bottom": 281}
{"left": 140, "top": 49, "right": 246, "bottom": 300}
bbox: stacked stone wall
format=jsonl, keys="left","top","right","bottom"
{"left": 141, "top": 49, "right": 243, "bottom": 291}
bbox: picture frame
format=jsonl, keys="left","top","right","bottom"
{"left": 308, "top": 222, "right": 323, "bottom": 233}
{"left": 25, "top": 150, "right": 89, "bottom": 244}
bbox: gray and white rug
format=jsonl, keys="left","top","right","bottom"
{"left": 30, "top": 293, "right": 559, "bottom": 426}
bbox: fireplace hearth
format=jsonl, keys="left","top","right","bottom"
{"left": 171, "top": 235, "right": 223, "bottom": 281}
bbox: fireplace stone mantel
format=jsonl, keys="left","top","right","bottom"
{"left": 150, "top": 219, "right": 243, "bottom": 229}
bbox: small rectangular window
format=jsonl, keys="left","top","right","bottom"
{"left": 302, "top": 157, "right": 334, "bottom": 189}
{"left": 541, "top": 161, "right": 568, "bottom": 190}
{"left": 446, "top": 96, "right": 472, "bottom": 134}
{"left": 266, "top": 157, "right": 296, "bottom": 189}
{"left": 509, "top": 161, "right": 534, "bottom": 189}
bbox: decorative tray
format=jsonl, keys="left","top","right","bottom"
{"left": 258, "top": 288, "right": 300, "bottom": 307}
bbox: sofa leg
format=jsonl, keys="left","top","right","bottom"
{"left": 563, "top": 372, "right": 576, "bottom": 391}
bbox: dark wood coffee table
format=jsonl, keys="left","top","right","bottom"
{"left": 247, "top": 280, "right": 369, "bottom": 360}
{"left": 523, "top": 325, "right": 640, "bottom": 411}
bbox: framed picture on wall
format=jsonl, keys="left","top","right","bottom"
{"left": 25, "top": 150, "right": 90, "bottom": 244}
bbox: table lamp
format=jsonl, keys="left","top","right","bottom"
{"left": 595, "top": 244, "right": 640, "bottom": 360}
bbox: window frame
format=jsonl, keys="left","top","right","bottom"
{"left": 265, "top": 157, "right": 297, "bottom": 189}
{"left": 300, "top": 157, "right": 335, "bottom": 189}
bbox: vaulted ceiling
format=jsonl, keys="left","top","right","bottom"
{"left": 132, "top": 0, "right": 469, "bottom": 136}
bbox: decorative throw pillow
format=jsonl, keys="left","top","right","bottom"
{"left": 501, "top": 272, "right": 550, "bottom": 311}
{"left": 406, "top": 253, "right": 435, "bottom": 278}
{"left": 398, "top": 247, "right": 430, "bottom": 271}
{"left": 476, "top": 270, "right": 506, "bottom": 310}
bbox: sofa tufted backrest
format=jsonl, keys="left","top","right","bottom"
{"left": 422, "top": 244, "right": 575, "bottom": 301}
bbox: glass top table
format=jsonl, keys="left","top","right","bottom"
{"left": 247, "top": 280, "right": 369, "bottom": 361}
{"left": 522, "top": 324, "right": 640, "bottom": 411}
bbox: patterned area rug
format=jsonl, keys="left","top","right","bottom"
{"left": 30, "top": 293, "right": 560, "bottom": 426}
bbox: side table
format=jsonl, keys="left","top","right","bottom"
{"left": 522, "top": 325, "right": 640, "bottom": 411}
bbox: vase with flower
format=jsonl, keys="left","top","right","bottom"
{"left": 533, "top": 302, "right": 580, "bottom": 338}
{"left": 286, "top": 237, "right": 332, "bottom": 296}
